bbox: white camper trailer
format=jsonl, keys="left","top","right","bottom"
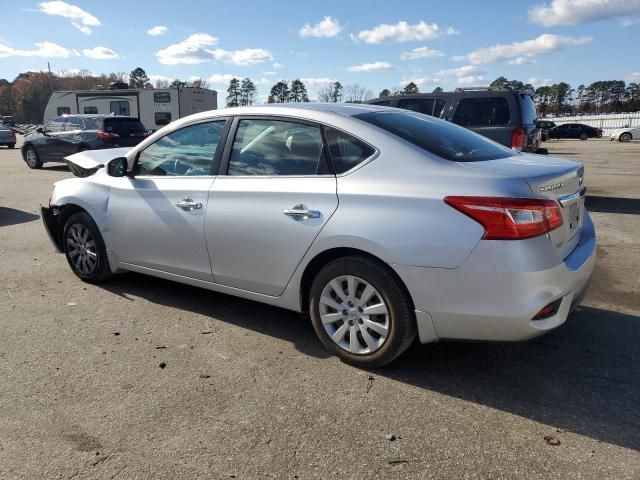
{"left": 43, "top": 87, "right": 217, "bottom": 130}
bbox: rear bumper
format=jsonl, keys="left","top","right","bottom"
{"left": 0, "top": 137, "right": 15, "bottom": 144}
{"left": 41, "top": 206, "right": 62, "bottom": 252}
{"left": 395, "top": 213, "right": 597, "bottom": 343}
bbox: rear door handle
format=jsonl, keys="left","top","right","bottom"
{"left": 283, "top": 204, "right": 321, "bottom": 219}
{"left": 175, "top": 197, "right": 203, "bottom": 211}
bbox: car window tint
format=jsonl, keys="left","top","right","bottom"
{"left": 65, "top": 117, "right": 83, "bottom": 130}
{"left": 136, "top": 120, "right": 226, "bottom": 176}
{"left": 356, "top": 111, "right": 514, "bottom": 162}
{"left": 228, "top": 119, "right": 324, "bottom": 176}
{"left": 452, "top": 97, "right": 510, "bottom": 127}
{"left": 519, "top": 94, "right": 537, "bottom": 125}
{"left": 398, "top": 98, "right": 435, "bottom": 116}
{"left": 324, "top": 126, "right": 374, "bottom": 174}
{"left": 47, "top": 117, "right": 66, "bottom": 132}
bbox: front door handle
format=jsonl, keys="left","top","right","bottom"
{"left": 283, "top": 204, "right": 321, "bottom": 219}
{"left": 175, "top": 197, "right": 203, "bottom": 211}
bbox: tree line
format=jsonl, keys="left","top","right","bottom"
{"left": 2, "top": 64, "right": 639, "bottom": 123}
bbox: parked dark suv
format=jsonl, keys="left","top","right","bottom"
{"left": 548, "top": 123, "right": 602, "bottom": 140}
{"left": 368, "top": 88, "right": 542, "bottom": 153}
{"left": 21, "top": 114, "right": 148, "bottom": 169}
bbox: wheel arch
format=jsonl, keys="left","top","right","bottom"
{"left": 298, "top": 247, "right": 415, "bottom": 314}
{"left": 620, "top": 132, "right": 633, "bottom": 141}
{"left": 54, "top": 203, "right": 91, "bottom": 250}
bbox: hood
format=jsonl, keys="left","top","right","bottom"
{"left": 64, "top": 147, "right": 131, "bottom": 177}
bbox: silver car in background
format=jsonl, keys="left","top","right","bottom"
{"left": 41, "top": 104, "right": 596, "bottom": 367}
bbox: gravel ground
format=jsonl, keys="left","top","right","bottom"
{"left": 0, "top": 138, "right": 638, "bottom": 479}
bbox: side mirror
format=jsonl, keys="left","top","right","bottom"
{"left": 107, "top": 157, "right": 128, "bottom": 177}
{"left": 36, "top": 126, "right": 46, "bottom": 134}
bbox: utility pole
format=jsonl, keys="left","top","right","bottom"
{"left": 47, "top": 62, "right": 54, "bottom": 93}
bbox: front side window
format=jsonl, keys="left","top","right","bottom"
{"left": 84, "top": 106, "right": 98, "bottom": 114}
{"left": 398, "top": 98, "right": 435, "bottom": 116}
{"left": 228, "top": 119, "right": 325, "bottom": 176}
{"left": 57, "top": 106, "right": 70, "bottom": 116}
{"left": 356, "top": 111, "right": 514, "bottom": 162}
{"left": 64, "top": 117, "right": 84, "bottom": 130}
{"left": 110, "top": 101, "right": 130, "bottom": 116}
{"left": 452, "top": 97, "right": 511, "bottom": 127}
{"left": 136, "top": 120, "right": 226, "bottom": 176}
{"left": 324, "top": 126, "right": 374, "bottom": 174}
{"left": 154, "top": 92, "right": 171, "bottom": 103}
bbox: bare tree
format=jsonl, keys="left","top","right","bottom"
{"left": 344, "top": 83, "right": 374, "bottom": 103}
{"left": 155, "top": 79, "right": 170, "bottom": 88}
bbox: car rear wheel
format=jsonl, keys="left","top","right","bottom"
{"left": 309, "top": 255, "right": 417, "bottom": 368}
{"left": 8, "top": 144, "right": 15, "bottom": 149}
{"left": 24, "top": 146, "right": 42, "bottom": 169}
{"left": 579, "top": 133, "right": 588, "bottom": 140}
{"left": 63, "top": 212, "right": 113, "bottom": 283}
{"left": 619, "top": 133, "right": 632, "bottom": 143}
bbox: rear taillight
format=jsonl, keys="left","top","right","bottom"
{"left": 97, "top": 130, "right": 119, "bottom": 140}
{"left": 511, "top": 127, "right": 524, "bottom": 151}
{"left": 444, "top": 196, "right": 563, "bottom": 240}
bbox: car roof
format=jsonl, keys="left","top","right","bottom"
{"left": 59, "top": 114, "right": 140, "bottom": 119}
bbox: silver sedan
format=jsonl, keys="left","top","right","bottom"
{"left": 42, "top": 104, "right": 596, "bottom": 367}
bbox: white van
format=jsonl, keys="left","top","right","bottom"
{"left": 43, "top": 87, "right": 217, "bottom": 130}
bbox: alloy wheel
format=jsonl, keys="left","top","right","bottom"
{"left": 26, "top": 148, "right": 38, "bottom": 167}
{"left": 66, "top": 223, "right": 98, "bottom": 275}
{"left": 318, "top": 275, "right": 390, "bottom": 355}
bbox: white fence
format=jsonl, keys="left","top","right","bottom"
{"left": 542, "top": 112, "right": 640, "bottom": 136}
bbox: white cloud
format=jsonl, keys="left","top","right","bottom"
{"left": 529, "top": 0, "right": 640, "bottom": 26}
{"left": 299, "top": 16, "right": 343, "bottom": 38}
{"left": 147, "top": 25, "right": 168, "bottom": 36}
{"left": 82, "top": 46, "right": 118, "bottom": 59}
{"left": 455, "top": 34, "right": 591, "bottom": 65}
{"left": 457, "top": 75, "right": 486, "bottom": 86}
{"left": 620, "top": 17, "right": 640, "bottom": 26}
{"left": 400, "top": 76, "right": 441, "bottom": 87}
{"left": 627, "top": 72, "right": 640, "bottom": 81}
{"left": 438, "top": 65, "right": 484, "bottom": 76}
{"left": 272, "top": 62, "right": 283, "bottom": 68}
{"left": 227, "top": 48, "right": 273, "bottom": 66}
{"left": 354, "top": 20, "right": 458, "bottom": 43}
{"left": 0, "top": 41, "right": 78, "bottom": 58}
{"left": 400, "top": 46, "right": 445, "bottom": 60}
{"left": 348, "top": 61, "right": 393, "bottom": 72}
{"left": 38, "top": 1, "right": 100, "bottom": 35}
{"left": 508, "top": 56, "right": 536, "bottom": 65}
{"left": 263, "top": 71, "right": 276, "bottom": 75}
{"left": 527, "top": 77, "right": 554, "bottom": 88}
{"left": 208, "top": 73, "right": 240, "bottom": 84}
{"left": 300, "top": 77, "right": 337, "bottom": 87}
{"left": 148, "top": 74, "right": 172, "bottom": 83}
{"left": 156, "top": 34, "right": 273, "bottom": 66}
{"left": 446, "top": 26, "right": 460, "bottom": 35}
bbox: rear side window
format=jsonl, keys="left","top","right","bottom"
{"left": 154, "top": 92, "right": 171, "bottom": 103}
{"left": 324, "top": 126, "right": 375, "bottom": 174}
{"left": 65, "top": 117, "right": 83, "bottom": 130}
{"left": 519, "top": 94, "right": 537, "bottom": 125}
{"left": 83, "top": 106, "right": 98, "bottom": 114}
{"left": 356, "top": 111, "right": 514, "bottom": 162}
{"left": 398, "top": 98, "right": 435, "bottom": 116}
{"left": 104, "top": 118, "right": 146, "bottom": 135}
{"left": 452, "top": 97, "right": 510, "bottom": 127}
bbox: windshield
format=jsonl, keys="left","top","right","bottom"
{"left": 355, "top": 111, "right": 515, "bottom": 162}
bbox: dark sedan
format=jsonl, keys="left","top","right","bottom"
{"left": 0, "top": 123, "right": 17, "bottom": 148}
{"left": 549, "top": 123, "right": 603, "bottom": 141}
{"left": 21, "top": 114, "right": 148, "bottom": 169}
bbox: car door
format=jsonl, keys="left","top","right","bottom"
{"left": 59, "top": 116, "right": 85, "bottom": 156}
{"left": 38, "top": 116, "right": 67, "bottom": 161}
{"left": 106, "top": 119, "right": 229, "bottom": 281}
{"left": 205, "top": 116, "right": 339, "bottom": 296}
{"left": 553, "top": 124, "right": 568, "bottom": 138}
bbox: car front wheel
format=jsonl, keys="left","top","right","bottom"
{"left": 309, "top": 255, "right": 417, "bottom": 368}
{"left": 579, "top": 133, "right": 588, "bottom": 140}
{"left": 619, "top": 133, "right": 632, "bottom": 143}
{"left": 24, "top": 146, "right": 42, "bottom": 169}
{"left": 63, "top": 212, "right": 113, "bottom": 283}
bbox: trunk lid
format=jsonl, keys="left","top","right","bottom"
{"left": 461, "top": 153, "right": 586, "bottom": 259}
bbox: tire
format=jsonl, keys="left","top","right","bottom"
{"left": 579, "top": 133, "right": 588, "bottom": 141}
{"left": 309, "top": 255, "right": 417, "bottom": 368}
{"left": 8, "top": 144, "right": 15, "bottom": 149}
{"left": 63, "top": 212, "right": 113, "bottom": 283}
{"left": 619, "top": 133, "right": 632, "bottom": 143}
{"left": 23, "top": 146, "right": 42, "bottom": 169}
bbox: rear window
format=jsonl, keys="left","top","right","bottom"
{"left": 356, "top": 111, "right": 515, "bottom": 162}
{"left": 519, "top": 94, "right": 537, "bottom": 125}
{"left": 452, "top": 97, "right": 510, "bottom": 127}
{"left": 398, "top": 98, "right": 434, "bottom": 116}
{"left": 103, "top": 118, "right": 146, "bottom": 135}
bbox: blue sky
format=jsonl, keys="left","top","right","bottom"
{"left": 1, "top": 0, "right": 639, "bottom": 101}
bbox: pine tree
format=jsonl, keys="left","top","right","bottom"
{"left": 226, "top": 78, "right": 241, "bottom": 107}
{"left": 379, "top": 88, "right": 391, "bottom": 98}
{"left": 402, "top": 82, "right": 419, "bottom": 95}
{"left": 240, "top": 78, "right": 257, "bottom": 106}
{"left": 289, "top": 79, "right": 308, "bottom": 102}
{"left": 270, "top": 81, "right": 290, "bottom": 103}
{"left": 129, "top": 67, "right": 150, "bottom": 89}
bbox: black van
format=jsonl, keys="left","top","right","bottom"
{"left": 368, "top": 88, "right": 542, "bottom": 153}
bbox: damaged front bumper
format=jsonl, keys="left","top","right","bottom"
{"left": 41, "top": 205, "right": 62, "bottom": 252}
